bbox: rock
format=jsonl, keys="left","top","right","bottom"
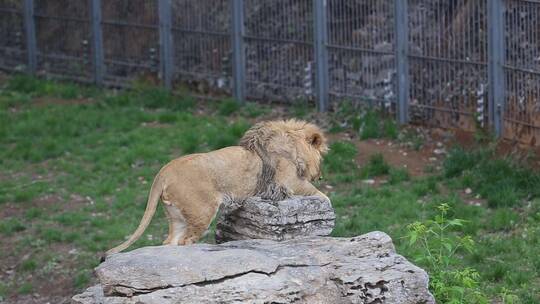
{"left": 73, "top": 232, "right": 435, "bottom": 304}
{"left": 363, "top": 179, "right": 376, "bottom": 185}
{"left": 433, "top": 148, "right": 446, "bottom": 155}
{"left": 215, "top": 196, "right": 335, "bottom": 243}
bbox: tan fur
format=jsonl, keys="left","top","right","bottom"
{"left": 105, "top": 119, "right": 329, "bottom": 256}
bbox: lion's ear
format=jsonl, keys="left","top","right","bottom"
{"left": 307, "top": 132, "right": 323, "bottom": 148}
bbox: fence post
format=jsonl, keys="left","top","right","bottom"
{"left": 23, "top": 0, "right": 36, "bottom": 74}
{"left": 231, "top": 0, "right": 245, "bottom": 103}
{"left": 488, "top": 0, "right": 505, "bottom": 137}
{"left": 313, "top": 0, "right": 329, "bottom": 112}
{"left": 394, "top": 0, "right": 409, "bottom": 124}
{"left": 158, "top": 0, "right": 173, "bottom": 89}
{"left": 90, "top": 0, "right": 104, "bottom": 85}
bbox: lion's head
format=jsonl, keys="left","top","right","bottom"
{"left": 239, "top": 119, "right": 328, "bottom": 185}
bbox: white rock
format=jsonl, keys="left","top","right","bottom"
{"left": 73, "top": 232, "right": 435, "bottom": 304}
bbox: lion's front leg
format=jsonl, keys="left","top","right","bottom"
{"left": 293, "top": 180, "right": 330, "bottom": 202}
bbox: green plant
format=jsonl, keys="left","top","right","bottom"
{"left": 361, "top": 153, "right": 390, "bottom": 177}
{"left": 0, "top": 218, "right": 26, "bottom": 235}
{"left": 217, "top": 99, "right": 241, "bottom": 116}
{"left": 323, "top": 141, "right": 358, "bottom": 174}
{"left": 17, "top": 283, "right": 33, "bottom": 295}
{"left": 405, "top": 204, "right": 489, "bottom": 304}
{"left": 388, "top": 168, "right": 410, "bottom": 184}
{"left": 359, "top": 109, "right": 398, "bottom": 140}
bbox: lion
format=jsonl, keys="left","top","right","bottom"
{"left": 105, "top": 119, "right": 329, "bottom": 257}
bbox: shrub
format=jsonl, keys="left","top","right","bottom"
{"left": 361, "top": 153, "right": 390, "bottom": 177}
{"left": 323, "top": 141, "right": 358, "bottom": 174}
{"left": 405, "top": 204, "right": 489, "bottom": 304}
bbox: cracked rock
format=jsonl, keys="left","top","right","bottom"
{"left": 73, "top": 232, "right": 435, "bottom": 304}
{"left": 215, "top": 196, "right": 335, "bottom": 243}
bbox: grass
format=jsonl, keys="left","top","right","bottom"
{"left": 360, "top": 153, "right": 390, "bottom": 178}
{"left": 444, "top": 147, "right": 540, "bottom": 207}
{"left": 0, "top": 75, "right": 539, "bottom": 303}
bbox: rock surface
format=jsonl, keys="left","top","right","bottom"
{"left": 73, "top": 232, "right": 435, "bottom": 304}
{"left": 215, "top": 196, "right": 336, "bottom": 244}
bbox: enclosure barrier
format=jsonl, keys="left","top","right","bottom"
{"left": 0, "top": 0, "right": 539, "bottom": 145}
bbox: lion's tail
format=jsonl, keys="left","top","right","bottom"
{"left": 104, "top": 176, "right": 163, "bottom": 257}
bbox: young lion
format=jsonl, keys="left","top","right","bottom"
{"left": 105, "top": 119, "right": 329, "bottom": 256}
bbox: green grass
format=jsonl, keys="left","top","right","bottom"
{"left": 0, "top": 76, "right": 539, "bottom": 303}
{"left": 444, "top": 147, "right": 540, "bottom": 207}
{"left": 360, "top": 153, "right": 390, "bottom": 178}
{"left": 360, "top": 109, "right": 398, "bottom": 140}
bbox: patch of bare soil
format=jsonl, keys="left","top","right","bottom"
{"left": 1, "top": 241, "right": 89, "bottom": 304}
{"left": 33, "top": 97, "right": 95, "bottom": 107}
{"left": 0, "top": 192, "right": 93, "bottom": 304}
{"left": 355, "top": 139, "right": 439, "bottom": 177}
{"left": 0, "top": 194, "right": 66, "bottom": 218}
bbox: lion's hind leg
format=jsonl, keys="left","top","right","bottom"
{"left": 163, "top": 204, "right": 188, "bottom": 245}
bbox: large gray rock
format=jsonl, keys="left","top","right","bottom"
{"left": 73, "top": 232, "right": 435, "bottom": 304}
{"left": 215, "top": 196, "right": 336, "bottom": 243}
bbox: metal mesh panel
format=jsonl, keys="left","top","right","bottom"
{"left": 171, "top": 0, "right": 232, "bottom": 94}
{"left": 34, "top": 0, "right": 92, "bottom": 80}
{"left": 101, "top": 0, "right": 159, "bottom": 86}
{"left": 503, "top": 0, "right": 540, "bottom": 145}
{"left": 408, "top": 0, "right": 488, "bottom": 132}
{"left": 244, "top": 0, "right": 314, "bottom": 103}
{"left": 327, "top": 0, "right": 395, "bottom": 110}
{"left": 0, "top": 0, "right": 25, "bottom": 71}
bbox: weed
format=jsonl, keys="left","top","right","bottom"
{"left": 19, "top": 259, "right": 38, "bottom": 272}
{"left": 0, "top": 218, "right": 26, "bottom": 235}
{"left": 291, "top": 101, "right": 312, "bottom": 118}
{"left": 444, "top": 148, "right": 540, "bottom": 207}
{"left": 0, "top": 282, "right": 7, "bottom": 301}
{"left": 24, "top": 208, "right": 42, "bottom": 220}
{"left": 17, "top": 283, "right": 33, "bottom": 295}
{"left": 359, "top": 109, "right": 398, "bottom": 140}
{"left": 41, "top": 228, "right": 65, "bottom": 242}
{"left": 217, "top": 98, "right": 241, "bottom": 116}
{"left": 388, "top": 168, "right": 410, "bottom": 184}
{"left": 6, "top": 74, "right": 97, "bottom": 99}
{"left": 323, "top": 141, "right": 358, "bottom": 174}
{"left": 405, "top": 204, "right": 489, "bottom": 303}
{"left": 361, "top": 153, "right": 390, "bottom": 178}
{"left": 74, "top": 271, "right": 91, "bottom": 289}
{"left": 241, "top": 102, "right": 270, "bottom": 118}
{"left": 398, "top": 128, "right": 424, "bottom": 151}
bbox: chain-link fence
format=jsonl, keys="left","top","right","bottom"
{"left": 0, "top": 0, "right": 539, "bottom": 146}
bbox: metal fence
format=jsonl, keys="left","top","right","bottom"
{"left": 1, "top": 0, "right": 539, "bottom": 146}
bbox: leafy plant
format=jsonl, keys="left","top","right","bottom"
{"left": 323, "top": 141, "right": 358, "bottom": 174}
{"left": 405, "top": 204, "right": 489, "bottom": 304}
{"left": 361, "top": 153, "right": 390, "bottom": 177}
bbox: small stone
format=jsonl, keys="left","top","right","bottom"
{"left": 363, "top": 179, "right": 376, "bottom": 185}
{"left": 402, "top": 152, "right": 408, "bottom": 156}
{"left": 429, "top": 157, "right": 437, "bottom": 162}
{"left": 433, "top": 149, "right": 446, "bottom": 155}
{"left": 324, "top": 184, "right": 334, "bottom": 190}
{"left": 436, "top": 142, "right": 443, "bottom": 148}
{"left": 465, "top": 188, "right": 472, "bottom": 195}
